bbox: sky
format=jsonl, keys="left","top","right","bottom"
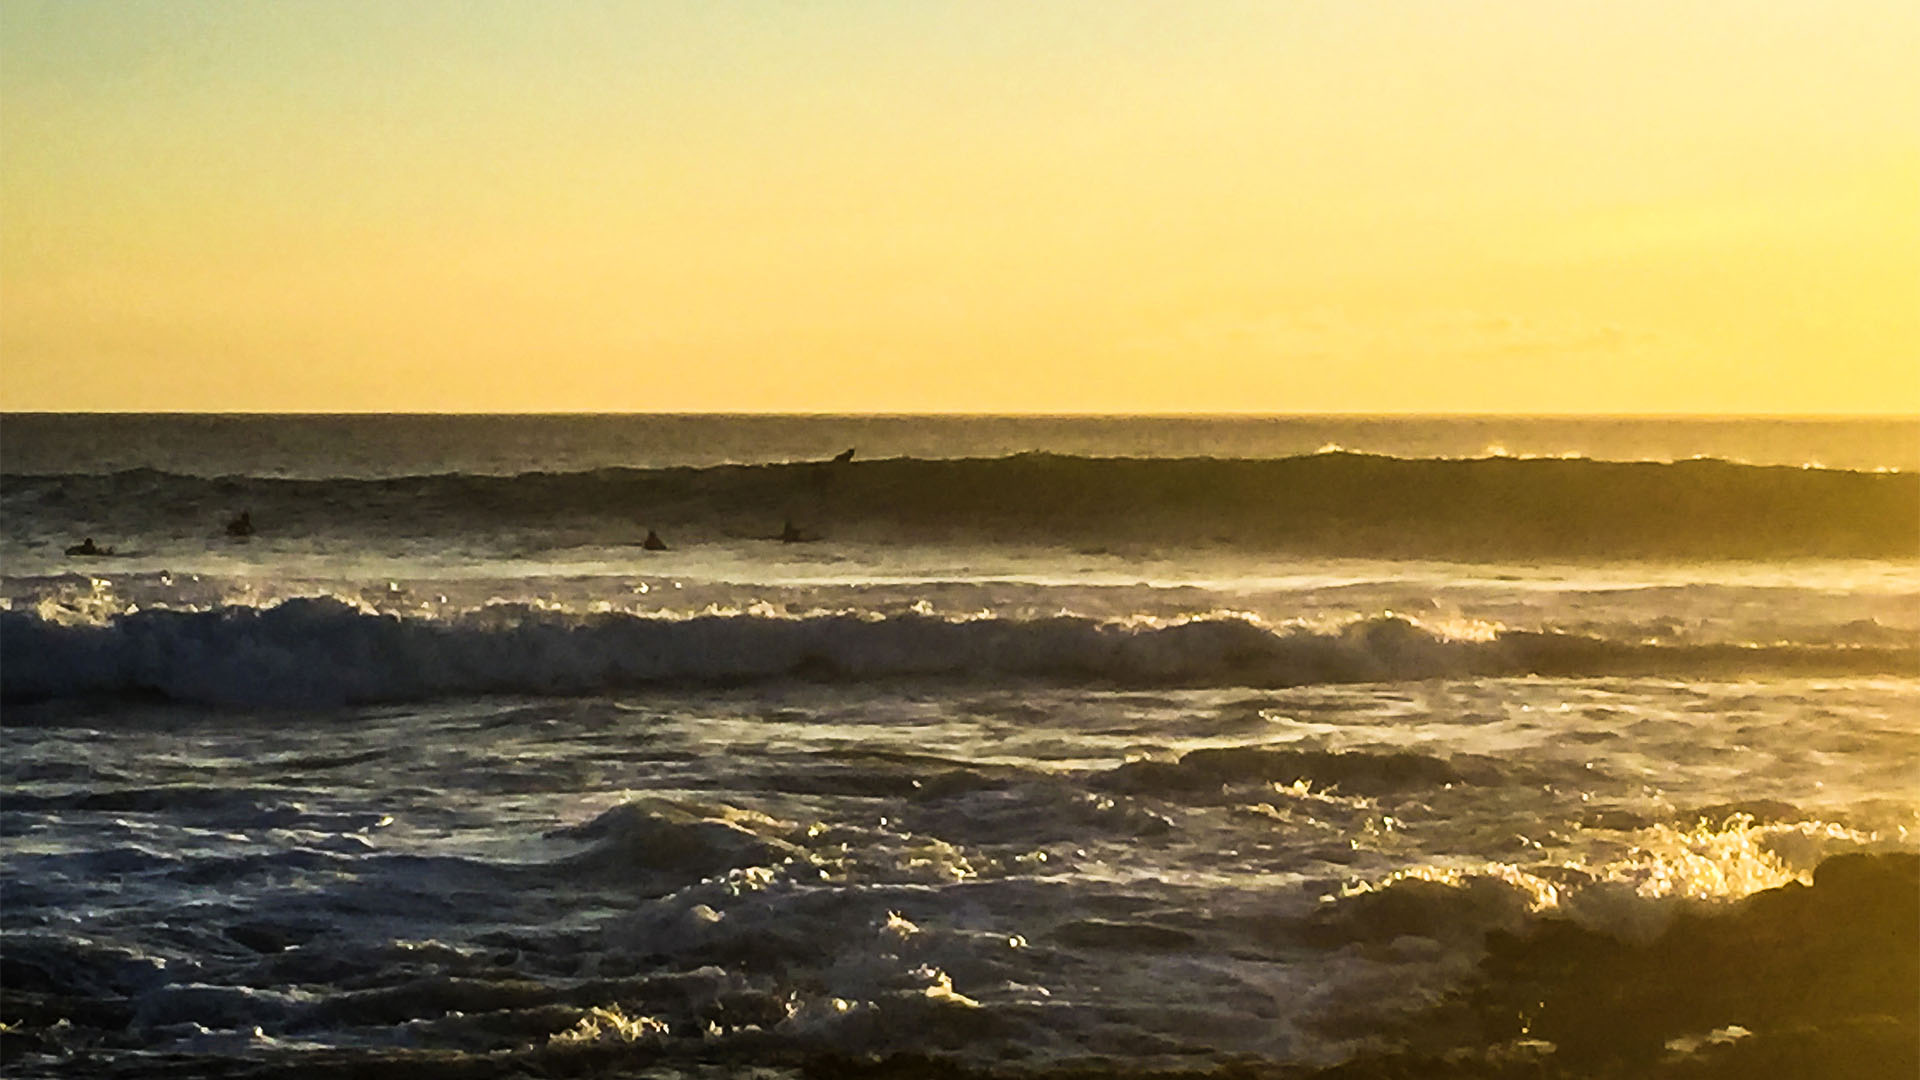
{"left": 2, "top": 1, "right": 1915, "bottom": 414}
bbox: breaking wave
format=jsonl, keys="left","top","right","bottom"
{"left": 4, "top": 600, "right": 1911, "bottom": 707}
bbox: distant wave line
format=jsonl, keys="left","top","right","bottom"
{"left": 4, "top": 451, "right": 1912, "bottom": 561}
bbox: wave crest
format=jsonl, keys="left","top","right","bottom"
{"left": 3, "top": 602, "right": 1911, "bottom": 708}
{"left": 6, "top": 452, "right": 1913, "bottom": 559}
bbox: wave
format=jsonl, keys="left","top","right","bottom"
{"left": 1473, "top": 851, "right": 1917, "bottom": 1069}
{"left": 3, "top": 600, "right": 1911, "bottom": 707}
{"left": 4, "top": 451, "right": 1914, "bottom": 559}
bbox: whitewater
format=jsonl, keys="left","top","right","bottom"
{"left": 2, "top": 415, "right": 1915, "bottom": 1079}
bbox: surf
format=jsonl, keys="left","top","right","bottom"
{"left": 5, "top": 600, "right": 1912, "bottom": 707}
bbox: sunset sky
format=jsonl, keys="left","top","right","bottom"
{"left": 2, "top": 2, "right": 1915, "bottom": 414}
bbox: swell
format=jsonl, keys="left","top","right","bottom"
{"left": 4, "top": 451, "right": 1914, "bottom": 559}
{"left": 3, "top": 601, "right": 1911, "bottom": 707}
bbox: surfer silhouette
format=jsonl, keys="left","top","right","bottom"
{"left": 779, "top": 519, "right": 808, "bottom": 543}
{"left": 225, "top": 510, "right": 254, "bottom": 537}
{"left": 642, "top": 529, "right": 668, "bottom": 551}
{"left": 65, "top": 537, "right": 111, "bottom": 557}
{"left": 831, "top": 447, "right": 855, "bottom": 464}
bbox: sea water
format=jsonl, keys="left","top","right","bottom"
{"left": 2, "top": 415, "right": 1915, "bottom": 1078}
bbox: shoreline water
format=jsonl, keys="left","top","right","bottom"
{"left": 3, "top": 415, "right": 1913, "bottom": 1077}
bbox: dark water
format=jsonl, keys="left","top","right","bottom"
{"left": 4, "top": 413, "right": 1915, "bottom": 477}
{"left": 2, "top": 415, "right": 1915, "bottom": 1078}
{"left": 5, "top": 453, "right": 1915, "bottom": 570}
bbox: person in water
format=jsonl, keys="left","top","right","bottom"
{"left": 779, "top": 519, "right": 807, "bottom": 543}
{"left": 226, "top": 510, "right": 254, "bottom": 537}
{"left": 65, "top": 537, "right": 110, "bottom": 557}
{"left": 642, "top": 529, "right": 668, "bottom": 551}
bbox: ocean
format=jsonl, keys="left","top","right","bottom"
{"left": 2, "top": 414, "right": 1915, "bottom": 1079}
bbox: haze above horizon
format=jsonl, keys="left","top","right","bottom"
{"left": 3, "top": 2, "right": 1915, "bottom": 414}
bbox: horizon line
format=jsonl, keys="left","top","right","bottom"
{"left": 4, "top": 409, "right": 1916, "bottom": 421}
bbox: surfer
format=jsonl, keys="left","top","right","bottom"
{"left": 65, "top": 537, "right": 112, "bottom": 557}
{"left": 779, "top": 519, "right": 808, "bottom": 543}
{"left": 225, "top": 510, "right": 254, "bottom": 538}
{"left": 810, "top": 447, "right": 855, "bottom": 493}
{"left": 642, "top": 529, "right": 668, "bottom": 551}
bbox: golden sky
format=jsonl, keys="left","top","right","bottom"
{"left": 2, "top": 2, "right": 1915, "bottom": 413}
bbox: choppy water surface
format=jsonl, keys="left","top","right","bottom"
{"left": 2, "top": 416, "right": 1915, "bottom": 1078}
